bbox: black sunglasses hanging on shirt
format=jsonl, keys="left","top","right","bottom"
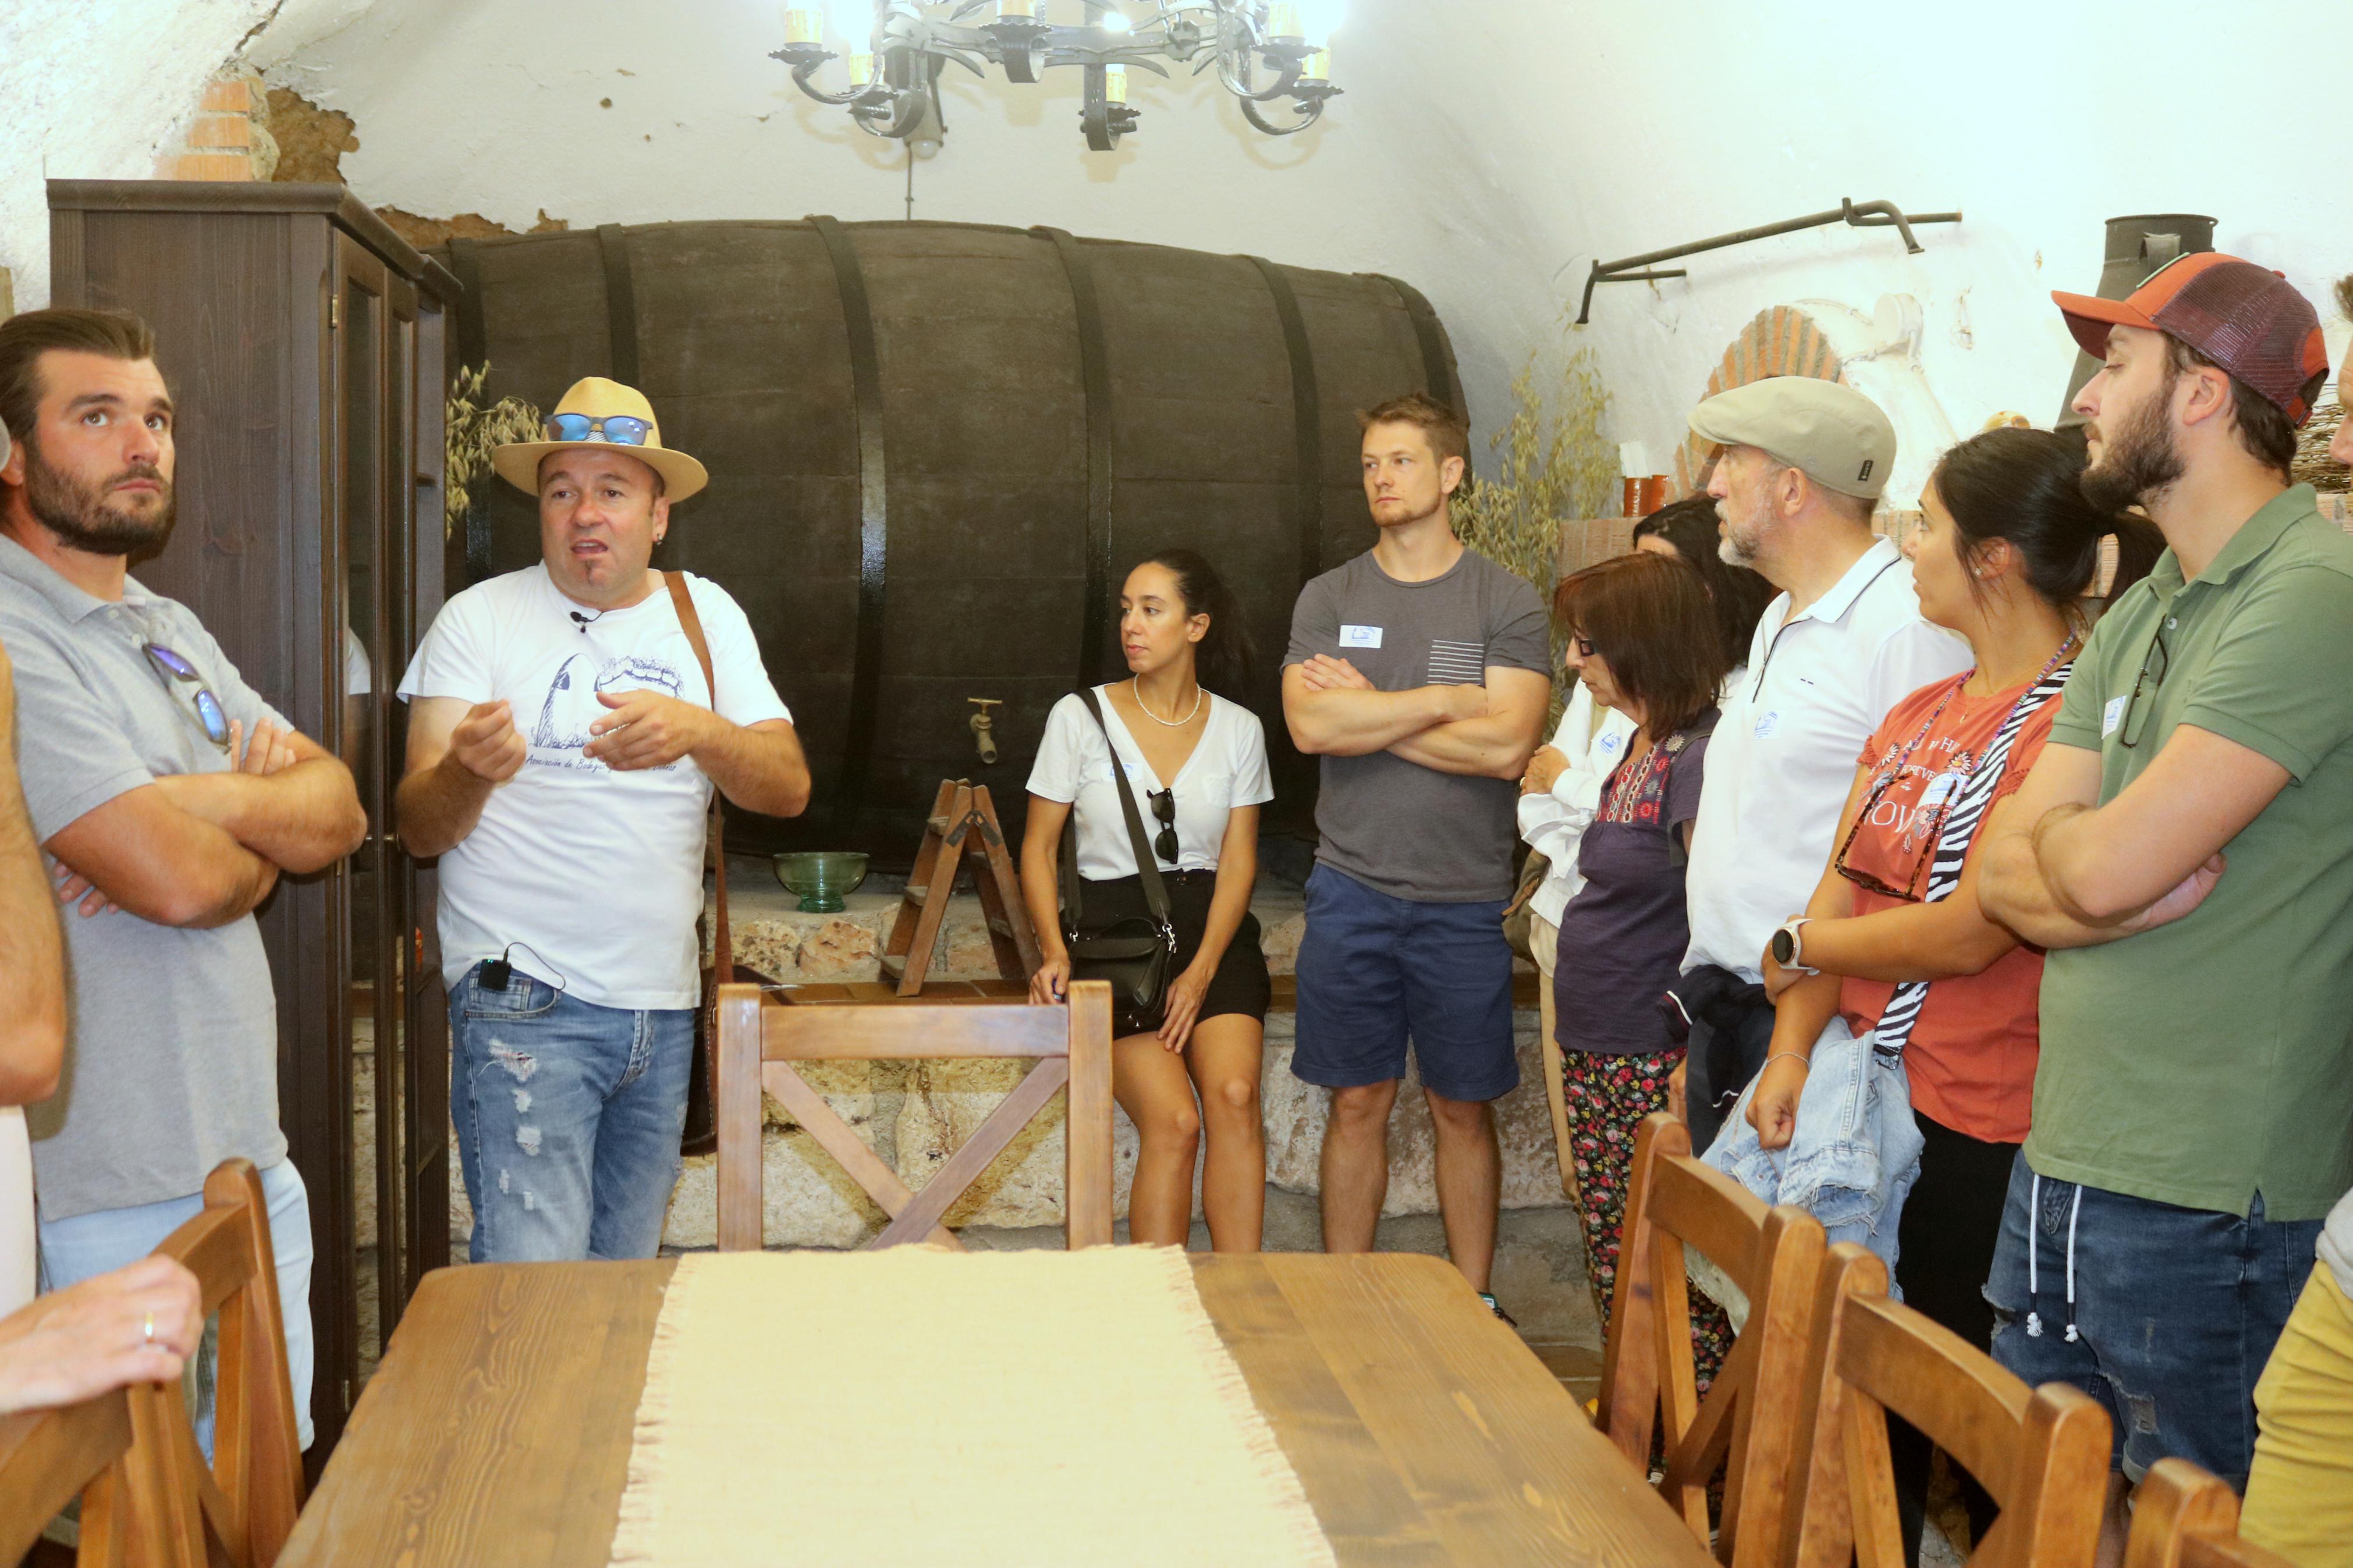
{"left": 1056, "top": 690, "right": 1179, "bottom": 1033}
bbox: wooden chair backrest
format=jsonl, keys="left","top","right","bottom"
{"left": 1595, "top": 1112, "right": 1827, "bottom": 1566}
{"left": 1784, "top": 1242, "right": 2111, "bottom": 1568}
{"left": 2121, "top": 1459, "right": 2297, "bottom": 1568}
{"left": 715, "top": 979, "right": 1115, "bottom": 1251}
{"left": 0, "top": 1384, "right": 197, "bottom": 1567}
{"left": 85, "top": 1158, "right": 306, "bottom": 1568}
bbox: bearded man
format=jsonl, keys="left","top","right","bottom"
{"left": 1671, "top": 377, "right": 1967, "bottom": 1147}
{"left": 0, "top": 307, "right": 366, "bottom": 1450}
{"left": 1981, "top": 256, "right": 2350, "bottom": 1563}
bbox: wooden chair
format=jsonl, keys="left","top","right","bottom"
{"left": 1784, "top": 1241, "right": 2111, "bottom": 1567}
{"left": 1595, "top": 1112, "right": 1828, "bottom": 1566}
{"left": 2120, "top": 1459, "right": 2297, "bottom": 1568}
{"left": 83, "top": 1158, "right": 307, "bottom": 1567}
{"left": 715, "top": 979, "right": 1115, "bottom": 1250}
{"left": 0, "top": 1385, "right": 194, "bottom": 1567}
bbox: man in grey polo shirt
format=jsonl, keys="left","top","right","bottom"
{"left": 0, "top": 308, "right": 365, "bottom": 1447}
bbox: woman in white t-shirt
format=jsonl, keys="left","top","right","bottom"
{"left": 1021, "top": 551, "right": 1275, "bottom": 1251}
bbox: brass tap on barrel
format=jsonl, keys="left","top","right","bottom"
{"left": 967, "top": 698, "right": 1003, "bottom": 765}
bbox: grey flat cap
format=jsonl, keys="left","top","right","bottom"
{"left": 1689, "top": 376, "right": 1896, "bottom": 500}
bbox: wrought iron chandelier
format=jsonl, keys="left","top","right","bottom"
{"left": 774, "top": 2, "right": 1343, "bottom": 152}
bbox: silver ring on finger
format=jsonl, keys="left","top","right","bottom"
{"left": 142, "top": 1310, "right": 155, "bottom": 1345}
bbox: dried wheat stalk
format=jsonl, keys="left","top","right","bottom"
{"left": 443, "top": 363, "right": 543, "bottom": 541}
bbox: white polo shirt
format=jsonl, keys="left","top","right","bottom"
{"left": 1681, "top": 537, "right": 1971, "bottom": 980}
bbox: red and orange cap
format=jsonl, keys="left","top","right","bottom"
{"left": 2053, "top": 251, "right": 2329, "bottom": 426}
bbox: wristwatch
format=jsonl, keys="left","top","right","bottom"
{"left": 1770, "top": 918, "right": 1818, "bottom": 975}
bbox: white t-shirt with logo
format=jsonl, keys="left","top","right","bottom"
{"left": 1027, "top": 687, "right": 1273, "bottom": 880}
{"left": 396, "top": 565, "right": 792, "bottom": 1009}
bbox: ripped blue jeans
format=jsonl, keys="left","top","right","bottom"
{"left": 449, "top": 963, "right": 694, "bottom": 1263}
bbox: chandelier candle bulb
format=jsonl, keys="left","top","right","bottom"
{"left": 783, "top": 7, "right": 822, "bottom": 43}
{"left": 1105, "top": 63, "right": 1127, "bottom": 104}
{"left": 1300, "top": 47, "right": 1330, "bottom": 80}
{"left": 996, "top": 0, "right": 1036, "bottom": 15}
{"left": 1267, "top": 3, "right": 1303, "bottom": 40}
{"left": 848, "top": 51, "right": 874, "bottom": 84}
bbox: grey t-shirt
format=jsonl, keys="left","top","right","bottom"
{"left": 0, "top": 535, "right": 289, "bottom": 1222}
{"left": 1284, "top": 547, "right": 1552, "bottom": 902}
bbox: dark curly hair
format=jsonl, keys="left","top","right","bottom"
{"left": 1631, "top": 495, "right": 1779, "bottom": 669}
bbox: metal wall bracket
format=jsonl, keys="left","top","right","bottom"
{"left": 1574, "top": 198, "right": 1962, "bottom": 323}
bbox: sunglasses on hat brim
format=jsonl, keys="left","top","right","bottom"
{"left": 544, "top": 413, "right": 653, "bottom": 446}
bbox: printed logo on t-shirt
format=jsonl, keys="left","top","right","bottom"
{"left": 2102, "top": 694, "right": 2127, "bottom": 738}
{"left": 1339, "top": 624, "right": 1383, "bottom": 649}
{"left": 1428, "top": 639, "right": 1486, "bottom": 685}
{"left": 1597, "top": 733, "right": 1622, "bottom": 756}
{"left": 527, "top": 651, "right": 688, "bottom": 772}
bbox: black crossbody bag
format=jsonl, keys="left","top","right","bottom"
{"left": 1058, "top": 689, "right": 1178, "bottom": 1032}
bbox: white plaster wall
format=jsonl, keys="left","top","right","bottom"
{"left": 7, "top": 1, "right": 2349, "bottom": 482}
{"left": 1467, "top": 0, "right": 2353, "bottom": 471}
{"left": 0, "top": 0, "right": 372, "bottom": 310}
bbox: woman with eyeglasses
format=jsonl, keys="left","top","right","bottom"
{"left": 1518, "top": 497, "right": 1771, "bottom": 1206}
{"left": 1748, "top": 425, "right": 2160, "bottom": 1553}
{"left": 1021, "top": 550, "right": 1273, "bottom": 1250}
{"left": 1544, "top": 550, "right": 1731, "bottom": 1342}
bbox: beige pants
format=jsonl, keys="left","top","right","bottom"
{"left": 1529, "top": 914, "right": 1578, "bottom": 1203}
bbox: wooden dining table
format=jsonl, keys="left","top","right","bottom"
{"left": 278, "top": 1251, "right": 1712, "bottom": 1567}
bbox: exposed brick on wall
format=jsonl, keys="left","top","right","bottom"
{"left": 154, "top": 71, "right": 277, "bottom": 181}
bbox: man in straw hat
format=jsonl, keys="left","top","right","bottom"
{"left": 396, "top": 376, "right": 808, "bottom": 1264}
{"left": 1981, "top": 254, "right": 2352, "bottom": 1557}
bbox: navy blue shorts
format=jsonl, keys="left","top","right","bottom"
{"left": 1290, "top": 864, "right": 1518, "bottom": 1103}
{"left": 1986, "top": 1154, "right": 2323, "bottom": 1486}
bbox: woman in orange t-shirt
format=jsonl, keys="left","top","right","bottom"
{"left": 1749, "top": 426, "right": 2162, "bottom": 1551}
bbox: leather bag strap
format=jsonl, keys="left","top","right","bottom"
{"left": 666, "top": 571, "right": 731, "bottom": 983}
{"left": 1078, "top": 688, "right": 1172, "bottom": 928}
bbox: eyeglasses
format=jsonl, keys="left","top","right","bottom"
{"left": 2117, "top": 618, "right": 2171, "bottom": 749}
{"left": 1571, "top": 634, "right": 1596, "bottom": 657}
{"left": 1147, "top": 787, "right": 1178, "bottom": 863}
{"left": 544, "top": 413, "right": 653, "bottom": 446}
{"left": 141, "top": 642, "right": 230, "bottom": 751}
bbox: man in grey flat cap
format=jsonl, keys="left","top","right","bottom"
{"left": 1669, "top": 376, "right": 1968, "bottom": 1147}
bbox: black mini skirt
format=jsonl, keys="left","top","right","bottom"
{"left": 1074, "top": 867, "right": 1272, "bottom": 1030}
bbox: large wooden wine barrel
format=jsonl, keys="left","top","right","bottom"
{"left": 443, "top": 218, "right": 1461, "bottom": 858}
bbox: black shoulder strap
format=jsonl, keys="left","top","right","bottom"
{"left": 1076, "top": 688, "right": 1173, "bottom": 928}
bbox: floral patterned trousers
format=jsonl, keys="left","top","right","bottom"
{"left": 1560, "top": 1044, "right": 1733, "bottom": 1392}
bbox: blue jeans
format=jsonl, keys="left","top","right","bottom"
{"left": 1986, "top": 1154, "right": 2322, "bottom": 1486}
{"left": 37, "top": 1159, "right": 315, "bottom": 1451}
{"left": 449, "top": 963, "right": 693, "bottom": 1263}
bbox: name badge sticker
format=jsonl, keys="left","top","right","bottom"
{"left": 2102, "top": 694, "right": 2127, "bottom": 737}
{"left": 1754, "top": 711, "right": 1780, "bottom": 739}
{"left": 1918, "top": 771, "right": 1964, "bottom": 812}
{"left": 1339, "top": 624, "right": 1383, "bottom": 649}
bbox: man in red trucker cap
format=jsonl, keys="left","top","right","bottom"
{"left": 1981, "top": 253, "right": 2353, "bottom": 1560}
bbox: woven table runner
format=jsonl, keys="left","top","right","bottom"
{"left": 608, "top": 1247, "right": 1336, "bottom": 1567}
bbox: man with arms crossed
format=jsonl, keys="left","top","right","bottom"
{"left": 1672, "top": 378, "right": 1968, "bottom": 1147}
{"left": 1283, "top": 393, "right": 1550, "bottom": 1315}
{"left": 1980, "top": 255, "right": 2350, "bottom": 1565}
{"left": 397, "top": 378, "right": 808, "bottom": 1264}
{"left": 0, "top": 308, "right": 365, "bottom": 1447}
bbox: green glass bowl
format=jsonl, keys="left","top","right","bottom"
{"left": 772, "top": 851, "right": 870, "bottom": 914}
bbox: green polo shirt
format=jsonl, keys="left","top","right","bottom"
{"left": 2032, "top": 485, "right": 2353, "bottom": 1222}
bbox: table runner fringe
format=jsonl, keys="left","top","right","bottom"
{"left": 1141, "top": 1247, "right": 1339, "bottom": 1568}
{"left": 609, "top": 1251, "right": 700, "bottom": 1562}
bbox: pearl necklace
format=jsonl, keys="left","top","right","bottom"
{"left": 1130, "top": 677, "right": 1204, "bottom": 727}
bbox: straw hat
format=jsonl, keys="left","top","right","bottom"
{"left": 492, "top": 376, "right": 709, "bottom": 501}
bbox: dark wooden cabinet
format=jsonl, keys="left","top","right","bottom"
{"left": 47, "top": 180, "right": 456, "bottom": 1459}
